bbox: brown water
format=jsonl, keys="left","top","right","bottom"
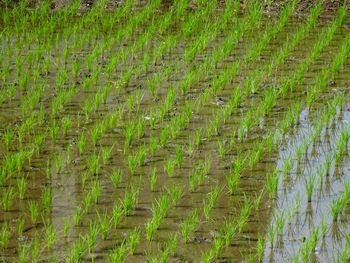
{"left": 1, "top": 3, "right": 350, "bottom": 262}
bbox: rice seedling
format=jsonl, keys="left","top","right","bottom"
{"left": 150, "top": 167, "right": 158, "bottom": 192}
{"left": 304, "top": 173, "right": 316, "bottom": 202}
{"left": 55, "top": 153, "right": 63, "bottom": 174}
{"left": 45, "top": 223, "right": 57, "bottom": 250}
{"left": 111, "top": 169, "right": 122, "bottom": 189}
{"left": 165, "top": 158, "right": 175, "bottom": 178}
{"left": 226, "top": 170, "right": 240, "bottom": 195}
{"left": 108, "top": 241, "right": 128, "bottom": 263}
{"left": 124, "top": 120, "right": 135, "bottom": 152}
{"left": 87, "top": 220, "right": 99, "bottom": 254}
{"left": 128, "top": 154, "right": 137, "bottom": 176}
{"left": 274, "top": 211, "right": 286, "bottom": 236}
{"left": 122, "top": 187, "right": 139, "bottom": 216}
{"left": 175, "top": 146, "right": 184, "bottom": 168}
{"left": 17, "top": 174, "right": 26, "bottom": 200}
{"left": 83, "top": 191, "right": 93, "bottom": 214}
{"left": 0, "top": 222, "right": 11, "bottom": 248}
{"left": 88, "top": 153, "right": 100, "bottom": 175}
{"left": 213, "top": 235, "right": 225, "bottom": 258}
{"left": 78, "top": 132, "right": 86, "bottom": 155}
{"left": 29, "top": 200, "right": 39, "bottom": 224}
{"left": 110, "top": 203, "right": 123, "bottom": 228}
{"left": 2, "top": 186, "right": 15, "bottom": 212}
{"left": 68, "top": 234, "right": 86, "bottom": 262}
{"left": 73, "top": 206, "right": 84, "bottom": 226}
{"left": 238, "top": 196, "right": 252, "bottom": 232}
{"left": 17, "top": 216, "right": 25, "bottom": 237}
{"left": 266, "top": 170, "right": 279, "bottom": 198}
{"left": 42, "top": 185, "right": 53, "bottom": 213}
{"left": 102, "top": 144, "right": 114, "bottom": 165}
{"left": 97, "top": 209, "right": 111, "bottom": 240}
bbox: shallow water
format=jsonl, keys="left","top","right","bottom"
{"left": 0, "top": 3, "right": 350, "bottom": 262}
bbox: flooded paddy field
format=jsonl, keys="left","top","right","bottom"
{"left": 1, "top": 0, "right": 350, "bottom": 262}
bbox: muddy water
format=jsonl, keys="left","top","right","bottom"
{"left": 0, "top": 5, "right": 350, "bottom": 263}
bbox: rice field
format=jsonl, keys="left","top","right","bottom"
{"left": 1, "top": 0, "right": 350, "bottom": 262}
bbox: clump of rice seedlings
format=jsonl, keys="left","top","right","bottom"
{"left": 218, "top": 140, "right": 226, "bottom": 159}
{"left": 111, "top": 169, "right": 122, "bottom": 189}
{"left": 45, "top": 223, "right": 57, "bottom": 250}
{"left": 122, "top": 187, "right": 139, "bottom": 216}
{"left": 232, "top": 153, "right": 246, "bottom": 175}
{"left": 249, "top": 143, "right": 264, "bottom": 170}
{"left": 304, "top": 173, "right": 316, "bottom": 202}
{"left": 3, "top": 127, "right": 15, "bottom": 150}
{"left": 2, "top": 186, "right": 15, "bottom": 212}
{"left": 160, "top": 126, "right": 169, "bottom": 148}
{"left": 165, "top": 158, "right": 175, "bottom": 178}
{"left": 266, "top": 170, "right": 278, "bottom": 198}
{"left": 87, "top": 220, "right": 99, "bottom": 254}
{"left": 320, "top": 215, "right": 328, "bottom": 238}
{"left": 187, "top": 140, "right": 195, "bottom": 158}
{"left": 18, "top": 242, "right": 30, "bottom": 263}
{"left": 108, "top": 241, "right": 128, "bottom": 262}
{"left": 68, "top": 234, "right": 86, "bottom": 262}
{"left": 189, "top": 171, "right": 197, "bottom": 192}
{"left": 34, "top": 133, "right": 46, "bottom": 153}
{"left": 101, "top": 144, "right": 114, "bottom": 165}
{"left": 150, "top": 167, "right": 158, "bottom": 192}
{"left": 226, "top": 170, "right": 240, "bottom": 195}
{"left": 17, "top": 174, "right": 27, "bottom": 200}
{"left": 330, "top": 196, "right": 345, "bottom": 222}
{"left": 213, "top": 234, "right": 225, "bottom": 258}
{"left": 91, "top": 124, "right": 101, "bottom": 147}
{"left": 145, "top": 219, "right": 157, "bottom": 241}
{"left": 256, "top": 235, "right": 265, "bottom": 261}
{"left": 97, "top": 209, "right": 111, "bottom": 240}
{"left": 29, "top": 200, "right": 39, "bottom": 224}
{"left": 73, "top": 206, "right": 84, "bottom": 226}
{"left": 137, "top": 118, "right": 145, "bottom": 139}
{"left": 78, "top": 133, "right": 87, "bottom": 155}
{"left": 274, "top": 211, "right": 286, "bottom": 236}
{"left": 17, "top": 217, "right": 24, "bottom": 236}
{"left": 181, "top": 209, "right": 198, "bottom": 243}
{"left": 128, "top": 154, "right": 137, "bottom": 176}
{"left": 0, "top": 221, "right": 11, "bottom": 248}
{"left": 88, "top": 153, "right": 100, "bottom": 175}
{"left": 128, "top": 227, "right": 141, "bottom": 255}
{"left": 201, "top": 249, "right": 215, "bottom": 263}
{"left": 149, "top": 136, "right": 158, "bottom": 156}
{"left": 124, "top": 120, "right": 135, "bottom": 152}
{"left": 166, "top": 185, "right": 183, "bottom": 206}
{"left": 238, "top": 196, "right": 252, "bottom": 232}
{"left": 310, "top": 226, "right": 320, "bottom": 252}
{"left": 254, "top": 189, "right": 264, "bottom": 211}
{"left": 81, "top": 172, "right": 90, "bottom": 189}
{"left": 195, "top": 129, "right": 202, "bottom": 148}
{"left": 112, "top": 203, "right": 123, "bottom": 228}
{"left": 42, "top": 185, "right": 53, "bottom": 213}
{"left": 136, "top": 144, "right": 147, "bottom": 166}
{"left": 55, "top": 154, "right": 63, "bottom": 174}
{"left": 175, "top": 146, "right": 184, "bottom": 168}
{"left": 83, "top": 191, "right": 93, "bottom": 213}
{"left": 282, "top": 153, "right": 292, "bottom": 179}
{"left": 50, "top": 120, "right": 59, "bottom": 143}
